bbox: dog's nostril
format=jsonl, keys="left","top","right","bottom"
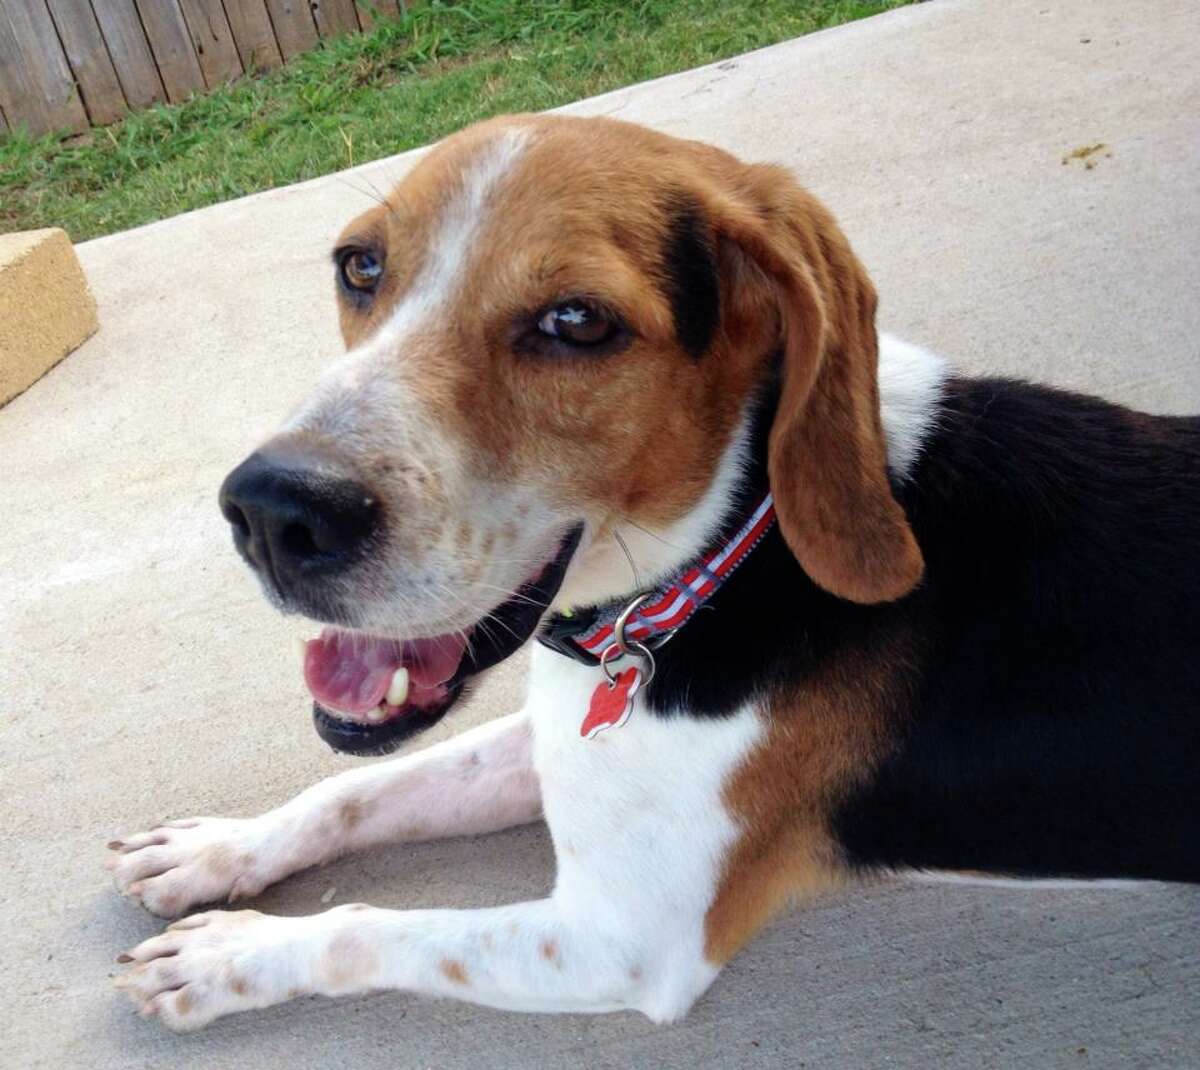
{"left": 281, "top": 522, "right": 320, "bottom": 559}
{"left": 225, "top": 503, "right": 251, "bottom": 538}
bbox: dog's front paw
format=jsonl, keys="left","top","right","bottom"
{"left": 106, "top": 817, "right": 281, "bottom": 917}
{"left": 114, "top": 910, "right": 313, "bottom": 1030}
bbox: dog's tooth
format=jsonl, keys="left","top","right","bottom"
{"left": 366, "top": 707, "right": 386, "bottom": 723}
{"left": 294, "top": 636, "right": 309, "bottom": 665}
{"left": 386, "top": 667, "right": 410, "bottom": 707}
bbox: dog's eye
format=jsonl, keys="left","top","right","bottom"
{"left": 537, "top": 301, "right": 616, "bottom": 347}
{"left": 339, "top": 250, "right": 383, "bottom": 293}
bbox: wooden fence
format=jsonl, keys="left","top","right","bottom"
{"left": 0, "top": 0, "right": 408, "bottom": 137}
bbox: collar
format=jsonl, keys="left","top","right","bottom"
{"left": 538, "top": 493, "right": 776, "bottom": 667}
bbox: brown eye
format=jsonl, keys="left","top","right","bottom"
{"left": 339, "top": 249, "right": 383, "bottom": 293}
{"left": 537, "top": 301, "right": 616, "bottom": 346}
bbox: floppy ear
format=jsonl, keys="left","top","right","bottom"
{"left": 704, "top": 165, "right": 923, "bottom": 604}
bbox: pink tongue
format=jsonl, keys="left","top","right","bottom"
{"left": 303, "top": 629, "right": 467, "bottom": 715}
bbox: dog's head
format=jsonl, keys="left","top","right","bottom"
{"left": 219, "top": 115, "right": 922, "bottom": 754}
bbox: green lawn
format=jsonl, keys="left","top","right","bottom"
{"left": 0, "top": 0, "right": 912, "bottom": 242}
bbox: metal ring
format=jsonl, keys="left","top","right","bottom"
{"left": 599, "top": 639, "right": 656, "bottom": 688}
{"left": 612, "top": 592, "right": 654, "bottom": 656}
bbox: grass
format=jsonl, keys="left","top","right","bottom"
{"left": 0, "top": 0, "right": 913, "bottom": 242}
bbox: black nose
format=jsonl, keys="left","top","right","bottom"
{"left": 218, "top": 448, "right": 381, "bottom": 595}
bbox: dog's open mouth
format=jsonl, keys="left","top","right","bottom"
{"left": 304, "top": 525, "right": 582, "bottom": 755}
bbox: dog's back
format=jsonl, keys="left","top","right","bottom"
{"left": 834, "top": 378, "right": 1200, "bottom": 882}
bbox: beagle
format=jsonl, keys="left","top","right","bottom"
{"left": 108, "top": 114, "right": 1200, "bottom": 1030}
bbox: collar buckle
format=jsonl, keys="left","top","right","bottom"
{"left": 537, "top": 606, "right": 601, "bottom": 665}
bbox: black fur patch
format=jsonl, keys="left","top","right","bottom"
{"left": 833, "top": 381, "right": 1200, "bottom": 882}
{"left": 635, "top": 369, "right": 1200, "bottom": 882}
{"left": 659, "top": 197, "right": 720, "bottom": 359}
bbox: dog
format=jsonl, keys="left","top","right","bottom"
{"left": 108, "top": 114, "right": 1200, "bottom": 1030}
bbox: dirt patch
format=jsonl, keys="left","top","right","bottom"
{"left": 1062, "top": 142, "right": 1112, "bottom": 169}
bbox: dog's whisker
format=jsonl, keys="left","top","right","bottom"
{"left": 612, "top": 528, "right": 643, "bottom": 592}
{"left": 334, "top": 174, "right": 388, "bottom": 212}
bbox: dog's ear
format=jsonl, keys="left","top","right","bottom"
{"left": 703, "top": 164, "right": 923, "bottom": 604}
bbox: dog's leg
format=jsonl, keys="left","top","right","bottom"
{"left": 114, "top": 662, "right": 773, "bottom": 1031}
{"left": 106, "top": 712, "right": 539, "bottom": 917}
{"left": 115, "top": 889, "right": 716, "bottom": 1031}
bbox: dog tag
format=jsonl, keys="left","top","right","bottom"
{"left": 581, "top": 666, "right": 641, "bottom": 739}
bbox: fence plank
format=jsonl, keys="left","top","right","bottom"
{"left": 263, "top": 0, "right": 319, "bottom": 60}
{"left": 311, "top": 0, "right": 361, "bottom": 39}
{"left": 135, "top": 0, "right": 205, "bottom": 102}
{"left": 1, "top": 0, "right": 400, "bottom": 139}
{"left": 0, "top": 0, "right": 89, "bottom": 135}
{"left": 222, "top": 0, "right": 282, "bottom": 72}
{"left": 355, "top": 1, "right": 401, "bottom": 32}
{"left": 45, "top": 0, "right": 129, "bottom": 126}
{"left": 92, "top": 0, "right": 165, "bottom": 109}
{"left": 177, "top": 0, "right": 243, "bottom": 87}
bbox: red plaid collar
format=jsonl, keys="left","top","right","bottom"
{"left": 538, "top": 494, "right": 776, "bottom": 665}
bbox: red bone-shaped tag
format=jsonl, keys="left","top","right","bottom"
{"left": 580, "top": 666, "right": 641, "bottom": 739}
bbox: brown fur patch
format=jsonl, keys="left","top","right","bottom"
{"left": 440, "top": 958, "right": 470, "bottom": 985}
{"left": 230, "top": 975, "right": 251, "bottom": 997}
{"left": 321, "top": 932, "right": 382, "bottom": 993}
{"left": 338, "top": 797, "right": 370, "bottom": 832}
{"left": 174, "top": 989, "right": 193, "bottom": 1015}
{"left": 701, "top": 164, "right": 922, "bottom": 603}
{"left": 704, "top": 643, "right": 911, "bottom": 964}
{"left": 539, "top": 939, "right": 559, "bottom": 965}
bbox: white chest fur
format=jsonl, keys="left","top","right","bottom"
{"left": 525, "top": 644, "right": 764, "bottom": 1019}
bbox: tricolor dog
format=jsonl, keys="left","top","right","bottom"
{"left": 108, "top": 114, "right": 1200, "bottom": 1030}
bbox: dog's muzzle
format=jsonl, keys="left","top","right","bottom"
{"left": 218, "top": 440, "right": 584, "bottom": 755}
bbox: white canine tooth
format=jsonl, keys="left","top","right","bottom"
{"left": 386, "top": 667, "right": 410, "bottom": 707}
{"left": 366, "top": 708, "right": 386, "bottom": 723}
{"left": 295, "top": 637, "right": 309, "bottom": 664}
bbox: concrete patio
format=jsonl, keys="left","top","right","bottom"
{"left": 2, "top": 0, "right": 1197, "bottom": 1066}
